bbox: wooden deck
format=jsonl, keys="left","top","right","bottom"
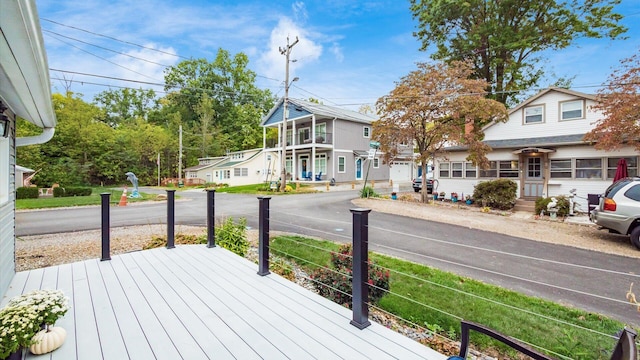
{"left": 2, "top": 245, "right": 446, "bottom": 360}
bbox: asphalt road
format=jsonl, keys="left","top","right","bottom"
{"left": 16, "top": 187, "right": 640, "bottom": 327}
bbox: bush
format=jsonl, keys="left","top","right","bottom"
{"left": 472, "top": 179, "right": 517, "bottom": 210}
{"left": 216, "top": 217, "right": 249, "bottom": 257}
{"left": 310, "top": 244, "right": 390, "bottom": 308}
{"left": 535, "top": 196, "right": 570, "bottom": 217}
{"left": 53, "top": 187, "right": 92, "bottom": 197}
{"left": 360, "top": 186, "right": 379, "bottom": 198}
{"left": 16, "top": 187, "right": 39, "bottom": 199}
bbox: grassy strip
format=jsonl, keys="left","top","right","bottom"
{"left": 211, "top": 183, "right": 316, "bottom": 194}
{"left": 270, "top": 235, "right": 627, "bottom": 359}
{"left": 16, "top": 188, "right": 157, "bottom": 209}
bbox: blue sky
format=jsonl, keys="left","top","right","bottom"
{"left": 36, "top": 0, "right": 640, "bottom": 110}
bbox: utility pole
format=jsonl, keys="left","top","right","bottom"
{"left": 279, "top": 36, "right": 299, "bottom": 192}
{"left": 178, "top": 125, "right": 183, "bottom": 185}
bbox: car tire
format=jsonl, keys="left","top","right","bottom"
{"left": 414, "top": 188, "right": 419, "bottom": 193}
{"left": 631, "top": 226, "right": 640, "bottom": 250}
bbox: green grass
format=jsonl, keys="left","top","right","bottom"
{"left": 16, "top": 188, "right": 157, "bottom": 209}
{"left": 212, "top": 183, "right": 316, "bottom": 194}
{"left": 270, "top": 235, "right": 628, "bottom": 359}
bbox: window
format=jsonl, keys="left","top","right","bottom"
{"left": 315, "top": 123, "right": 326, "bottom": 137}
{"left": 285, "top": 156, "right": 293, "bottom": 175}
{"left": 560, "top": 100, "right": 584, "bottom": 120}
{"left": 286, "top": 129, "right": 293, "bottom": 145}
{"left": 465, "top": 162, "right": 477, "bottom": 178}
{"left": 373, "top": 158, "right": 380, "bottom": 168}
{"left": 479, "top": 161, "right": 497, "bottom": 178}
{"left": 500, "top": 161, "right": 519, "bottom": 178}
{"left": 233, "top": 168, "right": 248, "bottom": 177}
{"left": 338, "top": 156, "right": 346, "bottom": 173}
{"left": 222, "top": 170, "right": 231, "bottom": 179}
{"left": 550, "top": 159, "right": 572, "bottom": 178}
{"left": 451, "top": 162, "right": 463, "bottom": 178}
{"left": 607, "top": 157, "right": 638, "bottom": 179}
{"left": 363, "top": 126, "right": 370, "bottom": 138}
{"left": 315, "top": 154, "right": 327, "bottom": 174}
{"left": 231, "top": 153, "right": 244, "bottom": 160}
{"left": 576, "top": 158, "right": 602, "bottom": 179}
{"left": 439, "top": 162, "right": 450, "bottom": 178}
{"left": 524, "top": 105, "right": 544, "bottom": 124}
{"left": 266, "top": 154, "right": 272, "bottom": 161}
{"left": 299, "top": 127, "right": 311, "bottom": 143}
{"left": 188, "top": 172, "right": 198, "bottom": 178}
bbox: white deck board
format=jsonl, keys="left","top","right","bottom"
{"left": 6, "top": 245, "right": 447, "bottom": 360}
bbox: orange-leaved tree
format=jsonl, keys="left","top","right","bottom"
{"left": 373, "top": 61, "right": 507, "bottom": 202}
{"left": 584, "top": 52, "right": 640, "bottom": 150}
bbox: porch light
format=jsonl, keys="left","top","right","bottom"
{"left": 0, "top": 114, "right": 9, "bottom": 138}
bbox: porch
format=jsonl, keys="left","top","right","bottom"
{"left": 2, "top": 245, "right": 445, "bottom": 360}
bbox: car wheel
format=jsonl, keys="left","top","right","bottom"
{"left": 631, "top": 226, "right": 640, "bottom": 250}
{"left": 414, "top": 188, "right": 419, "bottom": 193}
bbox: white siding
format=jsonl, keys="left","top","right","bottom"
{"left": 485, "top": 91, "right": 601, "bottom": 141}
{"left": 0, "top": 122, "right": 15, "bottom": 296}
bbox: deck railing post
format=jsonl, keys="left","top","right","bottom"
{"left": 257, "top": 196, "right": 271, "bottom": 276}
{"left": 207, "top": 189, "right": 216, "bottom": 248}
{"left": 350, "top": 208, "right": 372, "bottom": 329}
{"left": 167, "top": 189, "right": 176, "bottom": 249}
{"left": 100, "top": 193, "right": 111, "bottom": 261}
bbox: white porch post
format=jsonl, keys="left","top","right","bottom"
{"left": 311, "top": 115, "right": 316, "bottom": 180}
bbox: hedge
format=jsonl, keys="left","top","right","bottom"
{"left": 53, "top": 187, "right": 92, "bottom": 197}
{"left": 16, "top": 187, "right": 39, "bottom": 199}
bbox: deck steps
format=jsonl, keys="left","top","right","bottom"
{"left": 513, "top": 199, "right": 536, "bottom": 213}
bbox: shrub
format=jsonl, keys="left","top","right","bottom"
{"left": 52, "top": 187, "right": 92, "bottom": 197}
{"left": 472, "top": 179, "right": 517, "bottom": 210}
{"left": 535, "top": 196, "right": 570, "bottom": 217}
{"left": 216, "top": 217, "right": 249, "bottom": 257}
{"left": 360, "top": 186, "right": 379, "bottom": 198}
{"left": 16, "top": 187, "right": 39, "bottom": 199}
{"left": 53, "top": 186, "right": 65, "bottom": 197}
{"left": 310, "top": 243, "right": 390, "bottom": 308}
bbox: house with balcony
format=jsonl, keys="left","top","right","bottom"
{"left": 261, "top": 98, "right": 389, "bottom": 184}
{"left": 433, "top": 87, "right": 638, "bottom": 208}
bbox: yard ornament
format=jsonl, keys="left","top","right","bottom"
{"left": 125, "top": 172, "right": 141, "bottom": 198}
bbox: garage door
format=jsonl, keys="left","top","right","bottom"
{"left": 389, "top": 162, "right": 412, "bottom": 182}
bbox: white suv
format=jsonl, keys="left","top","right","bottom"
{"left": 591, "top": 177, "right": 640, "bottom": 250}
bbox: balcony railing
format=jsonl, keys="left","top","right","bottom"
{"left": 264, "top": 133, "right": 334, "bottom": 149}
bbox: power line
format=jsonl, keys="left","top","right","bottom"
{"left": 43, "top": 30, "right": 174, "bottom": 67}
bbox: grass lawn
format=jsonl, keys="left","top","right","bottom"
{"left": 16, "top": 188, "right": 158, "bottom": 210}
{"left": 211, "top": 183, "right": 317, "bottom": 194}
{"left": 269, "top": 235, "right": 628, "bottom": 359}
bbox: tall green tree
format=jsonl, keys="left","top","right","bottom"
{"left": 410, "top": 0, "right": 627, "bottom": 105}
{"left": 163, "top": 48, "right": 275, "bottom": 155}
{"left": 93, "top": 88, "right": 158, "bottom": 127}
{"left": 374, "top": 61, "right": 507, "bottom": 202}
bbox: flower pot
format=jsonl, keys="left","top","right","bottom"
{"left": 2, "top": 347, "right": 23, "bottom": 360}
{"left": 433, "top": 194, "right": 438, "bottom": 200}
{"left": 452, "top": 197, "right": 458, "bottom": 203}
{"left": 466, "top": 199, "right": 473, "bottom": 205}
{"left": 391, "top": 193, "right": 397, "bottom": 200}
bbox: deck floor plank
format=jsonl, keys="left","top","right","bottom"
{"left": 94, "top": 258, "right": 157, "bottom": 360}
{"left": 0, "top": 270, "right": 29, "bottom": 307}
{"left": 6, "top": 245, "right": 446, "bottom": 360}
{"left": 107, "top": 255, "right": 184, "bottom": 360}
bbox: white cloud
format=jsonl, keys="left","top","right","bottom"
{"left": 257, "top": 17, "right": 323, "bottom": 82}
{"left": 330, "top": 42, "right": 344, "bottom": 62}
{"left": 292, "top": 2, "right": 308, "bottom": 22}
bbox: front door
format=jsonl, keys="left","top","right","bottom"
{"left": 355, "top": 158, "right": 363, "bottom": 180}
{"left": 523, "top": 156, "right": 543, "bottom": 198}
{"left": 299, "top": 154, "right": 310, "bottom": 179}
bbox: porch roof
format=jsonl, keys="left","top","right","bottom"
{"left": 446, "top": 134, "right": 587, "bottom": 152}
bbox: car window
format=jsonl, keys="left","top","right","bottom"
{"left": 605, "top": 178, "right": 632, "bottom": 198}
{"left": 624, "top": 184, "right": 640, "bottom": 201}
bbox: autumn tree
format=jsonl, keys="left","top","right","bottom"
{"left": 410, "top": 0, "right": 627, "bottom": 105}
{"left": 373, "top": 61, "right": 507, "bottom": 202}
{"left": 584, "top": 52, "right": 640, "bottom": 150}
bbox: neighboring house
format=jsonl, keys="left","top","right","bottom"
{"left": 261, "top": 98, "right": 389, "bottom": 183}
{"left": 1, "top": 0, "right": 57, "bottom": 296}
{"left": 434, "top": 87, "right": 637, "bottom": 208}
{"left": 15, "top": 165, "right": 35, "bottom": 188}
{"left": 184, "top": 148, "right": 268, "bottom": 187}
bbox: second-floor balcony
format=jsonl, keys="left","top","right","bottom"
{"left": 265, "top": 132, "right": 333, "bottom": 149}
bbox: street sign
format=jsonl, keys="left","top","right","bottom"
{"left": 367, "top": 149, "right": 376, "bottom": 159}
{"left": 369, "top": 141, "right": 380, "bottom": 149}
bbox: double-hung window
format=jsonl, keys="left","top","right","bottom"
{"left": 524, "top": 105, "right": 544, "bottom": 124}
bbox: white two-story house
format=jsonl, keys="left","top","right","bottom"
{"left": 261, "top": 98, "right": 389, "bottom": 184}
{"left": 434, "top": 87, "right": 637, "bottom": 208}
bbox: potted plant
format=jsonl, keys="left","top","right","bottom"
{"left": 391, "top": 192, "right": 397, "bottom": 200}
{"left": 4, "top": 290, "right": 70, "bottom": 357}
{"left": 465, "top": 195, "right": 473, "bottom": 205}
{"left": 0, "top": 305, "right": 41, "bottom": 359}
{"left": 451, "top": 192, "right": 459, "bottom": 202}
{"left": 439, "top": 191, "right": 446, "bottom": 201}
